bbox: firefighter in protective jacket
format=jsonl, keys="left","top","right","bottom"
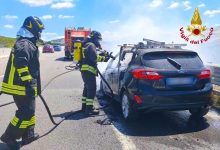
{"left": 80, "top": 31, "right": 110, "bottom": 115}
{"left": 0, "top": 16, "right": 44, "bottom": 149}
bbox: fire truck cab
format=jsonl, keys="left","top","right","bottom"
{"left": 64, "top": 27, "right": 91, "bottom": 59}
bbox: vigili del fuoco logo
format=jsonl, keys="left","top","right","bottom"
{"left": 180, "top": 7, "right": 214, "bottom": 44}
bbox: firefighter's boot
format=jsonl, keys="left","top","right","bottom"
{"left": 82, "top": 104, "right": 86, "bottom": 112}
{"left": 0, "top": 134, "right": 20, "bottom": 150}
{"left": 22, "top": 126, "right": 39, "bottom": 145}
{"left": 85, "top": 105, "right": 100, "bottom": 116}
{"left": 81, "top": 98, "right": 86, "bottom": 112}
{"left": 0, "top": 124, "right": 21, "bottom": 150}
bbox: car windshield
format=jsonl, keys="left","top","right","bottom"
{"left": 142, "top": 51, "right": 203, "bottom": 69}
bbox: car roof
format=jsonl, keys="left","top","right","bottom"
{"left": 136, "top": 48, "right": 197, "bottom": 55}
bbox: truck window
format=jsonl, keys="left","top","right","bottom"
{"left": 73, "top": 37, "right": 84, "bottom": 41}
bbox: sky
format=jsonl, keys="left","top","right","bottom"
{"left": 0, "top": 0, "right": 220, "bottom": 64}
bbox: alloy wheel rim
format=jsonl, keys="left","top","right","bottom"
{"left": 122, "top": 94, "right": 129, "bottom": 118}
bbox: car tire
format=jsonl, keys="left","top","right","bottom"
{"left": 189, "top": 106, "right": 210, "bottom": 117}
{"left": 121, "top": 92, "right": 138, "bottom": 121}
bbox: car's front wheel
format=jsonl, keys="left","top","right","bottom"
{"left": 121, "top": 92, "right": 138, "bottom": 121}
{"left": 189, "top": 106, "right": 210, "bottom": 117}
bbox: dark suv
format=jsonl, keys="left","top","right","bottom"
{"left": 100, "top": 40, "right": 213, "bottom": 120}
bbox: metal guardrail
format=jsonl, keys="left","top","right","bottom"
{"left": 206, "top": 64, "right": 220, "bottom": 86}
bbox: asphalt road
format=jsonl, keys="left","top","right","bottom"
{"left": 0, "top": 50, "right": 220, "bottom": 150}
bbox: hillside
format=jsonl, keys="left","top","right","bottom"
{"left": 0, "top": 36, "right": 44, "bottom": 48}
{"left": 49, "top": 38, "right": 64, "bottom": 45}
{"left": 0, "top": 36, "right": 16, "bottom": 48}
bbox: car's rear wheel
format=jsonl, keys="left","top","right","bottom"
{"left": 121, "top": 92, "right": 138, "bottom": 121}
{"left": 189, "top": 106, "right": 210, "bottom": 117}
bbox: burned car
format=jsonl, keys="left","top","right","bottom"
{"left": 100, "top": 39, "right": 213, "bottom": 120}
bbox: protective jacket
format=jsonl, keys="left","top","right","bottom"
{"left": 80, "top": 42, "right": 105, "bottom": 75}
{"left": 1, "top": 38, "right": 41, "bottom": 97}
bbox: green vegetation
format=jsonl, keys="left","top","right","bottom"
{"left": 0, "top": 36, "right": 45, "bottom": 48}
{"left": 213, "top": 94, "right": 220, "bottom": 109}
{"left": 37, "top": 39, "right": 44, "bottom": 46}
{"left": 45, "top": 41, "right": 62, "bottom": 45}
{"left": 0, "top": 36, "right": 16, "bottom": 48}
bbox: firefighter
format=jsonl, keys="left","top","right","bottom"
{"left": 0, "top": 16, "right": 44, "bottom": 149}
{"left": 80, "top": 31, "right": 110, "bottom": 115}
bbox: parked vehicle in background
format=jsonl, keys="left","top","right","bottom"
{"left": 100, "top": 39, "right": 213, "bottom": 120}
{"left": 43, "top": 44, "right": 54, "bottom": 53}
{"left": 64, "top": 27, "right": 91, "bottom": 59}
{"left": 53, "top": 45, "right": 62, "bottom": 51}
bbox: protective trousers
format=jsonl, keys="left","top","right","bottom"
{"left": 81, "top": 71, "right": 96, "bottom": 109}
{"left": 2, "top": 95, "right": 36, "bottom": 140}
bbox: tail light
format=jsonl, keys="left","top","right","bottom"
{"left": 197, "top": 69, "right": 211, "bottom": 79}
{"left": 132, "top": 69, "right": 163, "bottom": 80}
{"left": 134, "top": 95, "right": 142, "bottom": 104}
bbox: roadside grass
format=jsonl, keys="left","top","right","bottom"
{"left": 0, "top": 36, "right": 44, "bottom": 48}
{"left": 0, "top": 36, "right": 16, "bottom": 48}
{"left": 214, "top": 85, "right": 220, "bottom": 91}
{"left": 213, "top": 94, "right": 220, "bottom": 109}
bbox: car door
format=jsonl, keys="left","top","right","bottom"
{"left": 103, "top": 55, "right": 119, "bottom": 94}
{"left": 112, "top": 52, "right": 134, "bottom": 95}
{"left": 106, "top": 55, "right": 120, "bottom": 95}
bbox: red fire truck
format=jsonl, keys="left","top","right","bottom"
{"left": 64, "top": 27, "right": 91, "bottom": 59}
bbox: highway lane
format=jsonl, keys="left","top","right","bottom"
{"left": 0, "top": 57, "right": 7, "bottom": 77}
{"left": 0, "top": 50, "right": 220, "bottom": 150}
{"left": 99, "top": 97, "right": 220, "bottom": 150}
{"left": 0, "top": 51, "right": 122, "bottom": 150}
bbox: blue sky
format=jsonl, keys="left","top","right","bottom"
{"left": 0, "top": 0, "right": 220, "bottom": 42}
{"left": 0, "top": 0, "right": 220, "bottom": 64}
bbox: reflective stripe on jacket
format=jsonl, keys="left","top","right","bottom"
{"left": 80, "top": 42, "right": 105, "bottom": 75}
{"left": 81, "top": 64, "right": 97, "bottom": 74}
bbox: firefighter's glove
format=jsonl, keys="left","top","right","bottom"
{"left": 99, "top": 51, "right": 106, "bottom": 56}
{"left": 104, "top": 56, "right": 110, "bottom": 62}
{"left": 25, "top": 80, "right": 36, "bottom": 98}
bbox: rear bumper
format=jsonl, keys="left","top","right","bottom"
{"left": 135, "top": 99, "right": 212, "bottom": 112}
{"left": 129, "top": 84, "right": 213, "bottom": 112}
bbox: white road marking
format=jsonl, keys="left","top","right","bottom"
{"left": 207, "top": 110, "right": 220, "bottom": 120}
{"left": 111, "top": 123, "right": 138, "bottom": 150}
{"left": 0, "top": 55, "right": 9, "bottom": 59}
